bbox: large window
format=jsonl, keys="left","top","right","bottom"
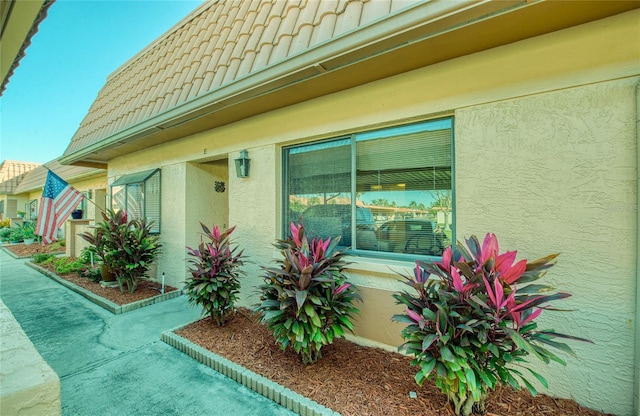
{"left": 111, "top": 169, "right": 161, "bottom": 233}
{"left": 283, "top": 118, "right": 453, "bottom": 258}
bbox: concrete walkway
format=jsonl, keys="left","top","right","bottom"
{"left": 0, "top": 250, "right": 295, "bottom": 416}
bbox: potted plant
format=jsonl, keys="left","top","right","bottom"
{"left": 255, "top": 223, "right": 362, "bottom": 364}
{"left": 392, "top": 233, "right": 591, "bottom": 416}
{"left": 185, "top": 223, "right": 245, "bottom": 326}
{"left": 71, "top": 209, "right": 83, "bottom": 219}
{"left": 21, "top": 222, "right": 36, "bottom": 245}
{"left": 8, "top": 227, "right": 23, "bottom": 243}
{"left": 78, "top": 209, "right": 125, "bottom": 282}
{"left": 16, "top": 211, "right": 25, "bottom": 218}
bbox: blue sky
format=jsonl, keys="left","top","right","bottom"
{"left": 0, "top": 0, "right": 203, "bottom": 164}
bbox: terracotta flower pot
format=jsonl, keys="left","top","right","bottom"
{"left": 100, "top": 264, "right": 115, "bottom": 282}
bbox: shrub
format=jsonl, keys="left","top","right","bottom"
{"left": 185, "top": 223, "right": 245, "bottom": 326}
{"left": 0, "top": 219, "right": 10, "bottom": 228}
{"left": 255, "top": 223, "right": 362, "bottom": 364}
{"left": 79, "top": 265, "right": 102, "bottom": 282}
{"left": 0, "top": 227, "right": 12, "bottom": 241}
{"left": 79, "top": 209, "right": 161, "bottom": 293}
{"left": 392, "top": 233, "right": 591, "bottom": 416}
{"left": 32, "top": 253, "right": 55, "bottom": 264}
{"left": 52, "top": 257, "right": 85, "bottom": 275}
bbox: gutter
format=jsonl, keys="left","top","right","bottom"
{"left": 59, "top": 0, "right": 523, "bottom": 165}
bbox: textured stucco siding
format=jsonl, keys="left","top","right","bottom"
{"left": 229, "top": 145, "right": 278, "bottom": 308}
{"left": 156, "top": 163, "right": 188, "bottom": 285}
{"left": 455, "top": 78, "right": 638, "bottom": 415}
{"left": 0, "top": 300, "right": 61, "bottom": 416}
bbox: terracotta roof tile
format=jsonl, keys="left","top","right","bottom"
{"left": 64, "top": 0, "right": 420, "bottom": 158}
{"left": 12, "top": 160, "right": 104, "bottom": 194}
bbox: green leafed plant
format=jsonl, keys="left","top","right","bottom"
{"left": 79, "top": 209, "right": 161, "bottom": 293}
{"left": 392, "top": 233, "right": 591, "bottom": 416}
{"left": 185, "top": 223, "right": 245, "bottom": 326}
{"left": 32, "top": 252, "right": 54, "bottom": 264}
{"left": 255, "top": 223, "right": 362, "bottom": 364}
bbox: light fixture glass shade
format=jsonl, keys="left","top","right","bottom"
{"left": 234, "top": 150, "right": 250, "bottom": 178}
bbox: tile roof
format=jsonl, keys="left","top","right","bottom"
{"left": 63, "top": 0, "right": 420, "bottom": 158}
{"left": 13, "top": 160, "right": 105, "bottom": 194}
{"left": 0, "top": 160, "right": 41, "bottom": 194}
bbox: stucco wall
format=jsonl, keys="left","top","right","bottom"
{"left": 456, "top": 78, "right": 638, "bottom": 415}
{"left": 156, "top": 163, "right": 188, "bottom": 286}
{"left": 229, "top": 145, "right": 278, "bottom": 307}
{"left": 105, "top": 10, "right": 639, "bottom": 414}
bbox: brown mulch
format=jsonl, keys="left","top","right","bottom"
{"left": 41, "top": 269, "right": 178, "bottom": 305}
{"left": 3, "top": 242, "right": 65, "bottom": 257}
{"left": 178, "top": 308, "right": 612, "bottom": 416}
{"left": 5, "top": 243, "right": 178, "bottom": 305}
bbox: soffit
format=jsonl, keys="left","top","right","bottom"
{"left": 61, "top": 0, "right": 640, "bottom": 166}
{"left": 0, "top": 0, "right": 54, "bottom": 96}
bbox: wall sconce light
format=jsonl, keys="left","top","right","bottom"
{"left": 234, "top": 149, "right": 251, "bottom": 178}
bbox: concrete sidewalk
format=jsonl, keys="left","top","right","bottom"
{"left": 0, "top": 250, "right": 295, "bottom": 416}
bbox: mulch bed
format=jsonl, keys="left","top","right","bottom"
{"left": 177, "top": 308, "right": 612, "bottom": 416}
{"left": 2, "top": 242, "right": 65, "bottom": 257}
{"left": 4, "top": 243, "right": 177, "bottom": 305}
{"left": 41, "top": 269, "right": 178, "bottom": 305}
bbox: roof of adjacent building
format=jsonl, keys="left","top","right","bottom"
{"left": 13, "top": 160, "right": 105, "bottom": 194}
{"left": 60, "top": 0, "right": 640, "bottom": 166}
{"left": 0, "top": 160, "right": 41, "bottom": 194}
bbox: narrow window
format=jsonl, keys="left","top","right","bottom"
{"left": 111, "top": 169, "right": 161, "bottom": 233}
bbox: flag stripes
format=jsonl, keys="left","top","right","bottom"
{"left": 36, "top": 170, "right": 85, "bottom": 244}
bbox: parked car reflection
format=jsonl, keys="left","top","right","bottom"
{"left": 299, "top": 204, "right": 378, "bottom": 250}
{"left": 375, "top": 219, "right": 447, "bottom": 256}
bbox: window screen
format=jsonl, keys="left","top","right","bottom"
{"left": 111, "top": 169, "right": 161, "bottom": 233}
{"left": 284, "top": 118, "right": 453, "bottom": 258}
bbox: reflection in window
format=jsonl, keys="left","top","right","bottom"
{"left": 284, "top": 118, "right": 453, "bottom": 258}
{"left": 28, "top": 199, "right": 38, "bottom": 220}
{"left": 111, "top": 169, "right": 161, "bottom": 233}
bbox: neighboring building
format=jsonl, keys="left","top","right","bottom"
{"left": 13, "top": 160, "right": 107, "bottom": 252}
{"left": 0, "top": 0, "right": 54, "bottom": 95}
{"left": 59, "top": 1, "right": 640, "bottom": 414}
{"left": 0, "top": 160, "right": 41, "bottom": 219}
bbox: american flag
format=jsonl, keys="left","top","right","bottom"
{"left": 36, "top": 170, "right": 85, "bottom": 244}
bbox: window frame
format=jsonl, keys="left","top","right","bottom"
{"left": 110, "top": 168, "right": 161, "bottom": 233}
{"left": 282, "top": 117, "right": 455, "bottom": 261}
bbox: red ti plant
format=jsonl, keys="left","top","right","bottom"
{"left": 255, "top": 223, "right": 362, "bottom": 364}
{"left": 186, "top": 223, "right": 245, "bottom": 326}
{"left": 392, "top": 233, "right": 591, "bottom": 416}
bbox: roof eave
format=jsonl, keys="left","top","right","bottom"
{"left": 59, "top": 0, "right": 640, "bottom": 166}
{"left": 0, "top": 0, "right": 55, "bottom": 96}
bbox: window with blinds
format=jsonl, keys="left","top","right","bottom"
{"left": 111, "top": 169, "right": 161, "bottom": 233}
{"left": 283, "top": 117, "right": 453, "bottom": 258}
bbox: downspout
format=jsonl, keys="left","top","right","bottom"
{"left": 635, "top": 80, "right": 640, "bottom": 416}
